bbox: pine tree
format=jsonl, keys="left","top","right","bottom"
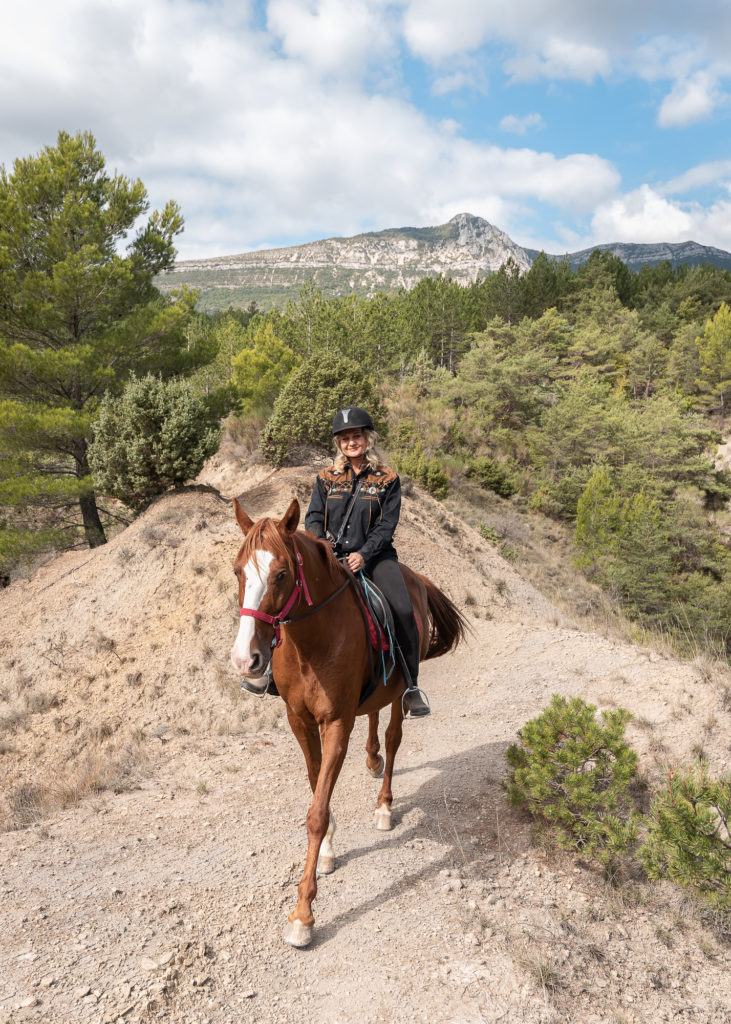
{"left": 0, "top": 131, "right": 205, "bottom": 565}
{"left": 696, "top": 301, "right": 731, "bottom": 414}
{"left": 642, "top": 764, "right": 731, "bottom": 913}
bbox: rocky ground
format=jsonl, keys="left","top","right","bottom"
{"left": 0, "top": 460, "right": 729, "bottom": 1024}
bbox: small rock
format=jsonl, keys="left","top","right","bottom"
{"left": 40, "top": 974, "right": 56, "bottom": 988}
{"left": 18, "top": 996, "right": 38, "bottom": 1008}
{"left": 75, "top": 986, "right": 91, "bottom": 998}
{"left": 140, "top": 957, "right": 158, "bottom": 972}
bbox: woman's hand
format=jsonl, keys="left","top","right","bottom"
{"left": 346, "top": 551, "right": 365, "bottom": 572}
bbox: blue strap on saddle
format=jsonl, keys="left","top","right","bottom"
{"left": 359, "top": 571, "right": 396, "bottom": 684}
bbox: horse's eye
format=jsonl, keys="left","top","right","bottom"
{"left": 276, "top": 570, "right": 287, "bottom": 583}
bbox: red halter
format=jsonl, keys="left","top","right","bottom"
{"left": 239, "top": 534, "right": 313, "bottom": 647}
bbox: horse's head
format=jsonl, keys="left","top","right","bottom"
{"left": 229, "top": 497, "right": 300, "bottom": 678}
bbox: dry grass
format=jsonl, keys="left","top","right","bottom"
{"left": 3, "top": 733, "right": 149, "bottom": 831}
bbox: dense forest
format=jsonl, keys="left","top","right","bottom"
{"left": 1, "top": 134, "right": 730, "bottom": 660}
{"left": 189, "top": 250, "right": 731, "bottom": 657}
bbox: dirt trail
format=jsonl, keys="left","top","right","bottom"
{"left": 0, "top": 466, "right": 729, "bottom": 1024}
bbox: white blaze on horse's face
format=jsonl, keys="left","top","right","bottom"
{"left": 230, "top": 550, "right": 275, "bottom": 676}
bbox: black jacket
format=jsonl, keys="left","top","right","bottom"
{"left": 304, "top": 463, "right": 401, "bottom": 565}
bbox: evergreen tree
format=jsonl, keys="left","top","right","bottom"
{"left": 0, "top": 131, "right": 204, "bottom": 560}
{"left": 696, "top": 301, "right": 731, "bottom": 414}
{"left": 260, "top": 352, "right": 383, "bottom": 466}
{"left": 231, "top": 321, "right": 299, "bottom": 415}
{"left": 88, "top": 374, "right": 221, "bottom": 512}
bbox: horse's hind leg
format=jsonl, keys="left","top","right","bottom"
{"left": 366, "top": 712, "right": 384, "bottom": 778}
{"left": 374, "top": 698, "right": 404, "bottom": 831}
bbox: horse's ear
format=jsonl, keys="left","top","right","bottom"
{"left": 233, "top": 497, "right": 254, "bottom": 535}
{"left": 279, "top": 498, "right": 300, "bottom": 535}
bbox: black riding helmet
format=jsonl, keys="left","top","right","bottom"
{"left": 332, "top": 406, "right": 374, "bottom": 435}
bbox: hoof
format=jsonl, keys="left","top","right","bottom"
{"left": 283, "top": 919, "right": 313, "bottom": 948}
{"left": 317, "top": 853, "right": 335, "bottom": 875}
{"left": 374, "top": 807, "right": 392, "bottom": 831}
{"left": 368, "top": 754, "right": 385, "bottom": 779}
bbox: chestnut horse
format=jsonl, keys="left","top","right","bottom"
{"left": 229, "top": 497, "right": 466, "bottom": 947}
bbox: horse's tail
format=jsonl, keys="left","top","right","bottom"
{"left": 414, "top": 571, "right": 468, "bottom": 661}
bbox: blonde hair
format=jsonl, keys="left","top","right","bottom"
{"left": 333, "top": 428, "right": 384, "bottom": 472}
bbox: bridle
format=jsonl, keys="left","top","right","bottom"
{"left": 239, "top": 534, "right": 349, "bottom": 647}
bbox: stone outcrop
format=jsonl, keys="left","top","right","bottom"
{"left": 158, "top": 213, "right": 731, "bottom": 311}
{"left": 157, "top": 213, "right": 532, "bottom": 309}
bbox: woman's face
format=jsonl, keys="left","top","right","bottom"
{"left": 337, "top": 428, "right": 367, "bottom": 462}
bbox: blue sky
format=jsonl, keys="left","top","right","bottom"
{"left": 1, "top": 0, "right": 730, "bottom": 259}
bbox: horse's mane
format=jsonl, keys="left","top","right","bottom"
{"left": 298, "top": 531, "right": 346, "bottom": 586}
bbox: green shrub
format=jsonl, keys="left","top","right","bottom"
{"left": 259, "top": 353, "right": 382, "bottom": 466}
{"left": 641, "top": 763, "right": 730, "bottom": 914}
{"left": 465, "top": 456, "right": 517, "bottom": 498}
{"left": 89, "top": 374, "right": 221, "bottom": 512}
{"left": 394, "top": 444, "right": 449, "bottom": 499}
{"left": 506, "top": 695, "right": 639, "bottom": 864}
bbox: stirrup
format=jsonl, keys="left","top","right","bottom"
{"left": 240, "top": 675, "right": 269, "bottom": 698}
{"left": 402, "top": 685, "right": 431, "bottom": 718}
{"left": 240, "top": 666, "right": 278, "bottom": 698}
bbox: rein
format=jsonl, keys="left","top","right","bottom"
{"left": 239, "top": 534, "right": 348, "bottom": 647}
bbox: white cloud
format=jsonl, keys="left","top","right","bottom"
{"left": 500, "top": 113, "right": 544, "bottom": 134}
{"left": 266, "top": 0, "right": 395, "bottom": 76}
{"left": 658, "top": 71, "right": 721, "bottom": 127}
{"left": 505, "top": 38, "right": 610, "bottom": 84}
{"left": 590, "top": 183, "right": 731, "bottom": 251}
{"left": 662, "top": 160, "right": 731, "bottom": 195}
{"left": 1, "top": 1, "right": 730, "bottom": 261}
{"left": 591, "top": 185, "right": 695, "bottom": 242}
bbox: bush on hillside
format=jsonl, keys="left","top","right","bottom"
{"left": 259, "top": 353, "right": 383, "bottom": 466}
{"left": 394, "top": 445, "right": 449, "bottom": 500}
{"left": 88, "top": 374, "right": 221, "bottom": 512}
{"left": 506, "top": 695, "right": 639, "bottom": 864}
{"left": 641, "top": 763, "right": 731, "bottom": 914}
{"left": 464, "top": 456, "right": 517, "bottom": 498}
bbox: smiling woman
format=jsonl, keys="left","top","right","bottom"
{"left": 304, "top": 405, "right": 431, "bottom": 719}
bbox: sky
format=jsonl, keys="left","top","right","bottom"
{"left": 1, "top": 0, "right": 731, "bottom": 260}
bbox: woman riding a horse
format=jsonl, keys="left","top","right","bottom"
{"left": 304, "top": 406, "right": 430, "bottom": 718}
{"left": 229, "top": 407, "right": 466, "bottom": 947}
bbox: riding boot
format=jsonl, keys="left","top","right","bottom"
{"left": 402, "top": 679, "right": 430, "bottom": 717}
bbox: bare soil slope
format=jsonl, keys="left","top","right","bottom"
{"left": 1, "top": 463, "right": 729, "bottom": 1024}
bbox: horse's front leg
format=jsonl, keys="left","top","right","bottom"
{"left": 286, "top": 704, "right": 322, "bottom": 791}
{"left": 366, "top": 711, "right": 384, "bottom": 777}
{"left": 286, "top": 705, "right": 335, "bottom": 875}
{"left": 374, "top": 697, "right": 404, "bottom": 831}
{"left": 284, "top": 718, "right": 352, "bottom": 948}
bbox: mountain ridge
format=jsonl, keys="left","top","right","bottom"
{"left": 157, "top": 213, "right": 731, "bottom": 311}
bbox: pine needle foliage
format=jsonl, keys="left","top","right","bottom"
{"left": 641, "top": 763, "right": 731, "bottom": 914}
{"left": 88, "top": 374, "right": 221, "bottom": 512}
{"left": 259, "top": 352, "right": 383, "bottom": 466}
{"left": 506, "top": 695, "right": 639, "bottom": 863}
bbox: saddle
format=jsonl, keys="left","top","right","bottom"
{"left": 340, "top": 565, "right": 413, "bottom": 708}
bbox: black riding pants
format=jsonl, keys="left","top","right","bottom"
{"left": 365, "top": 552, "right": 420, "bottom": 683}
